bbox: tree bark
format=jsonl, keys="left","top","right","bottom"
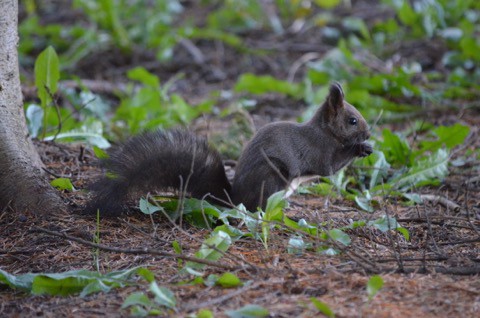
{"left": 0, "top": 0, "right": 64, "bottom": 213}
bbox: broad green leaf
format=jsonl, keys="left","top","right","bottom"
{"left": 28, "top": 268, "right": 141, "bottom": 296}
{"left": 100, "top": 0, "right": 130, "bottom": 49}
{"left": 215, "top": 272, "right": 242, "bottom": 288}
{"left": 213, "top": 224, "right": 246, "bottom": 240}
{"left": 367, "top": 275, "right": 384, "bottom": 300}
{"left": 26, "top": 104, "right": 43, "bottom": 138}
{"left": 398, "top": 0, "right": 417, "bottom": 26}
{"left": 172, "top": 241, "right": 182, "bottom": 255}
{"left": 186, "top": 231, "right": 232, "bottom": 270}
{"left": 139, "top": 198, "right": 163, "bottom": 215}
{"left": 188, "top": 28, "right": 246, "bottom": 51}
{"left": 43, "top": 121, "right": 111, "bottom": 148}
{"left": 396, "top": 227, "right": 410, "bottom": 240}
{"left": 368, "top": 216, "right": 409, "bottom": 239}
{"left": 264, "top": 190, "right": 287, "bottom": 222}
{"left": 32, "top": 275, "right": 93, "bottom": 296}
{"left": 129, "top": 305, "right": 149, "bottom": 317}
{"left": 80, "top": 280, "right": 114, "bottom": 297}
{"left": 318, "top": 247, "right": 340, "bottom": 255}
{"left": 0, "top": 269, "right": 35, "bottom": 291}
{"left": 380, "top": 129, "right": 411, "bottom": 167}
{"left": 136, "top": 268, "right": 155, "bottom": 283}
{"left": 50, "top": 178, "right": 75, "bottom": 191}
{"left": 287, "top": 236, "right": 307, "bottom": 254}
{"left": 93, "top": 146, "right": 108, "bottom": 159}
{"left": 392, "top": 148, "right": 449, "bottom": 190}
{"left": 197, "top": 309, "right": 214, "bottom": 318}
{"left": 34, "top": 46, "right": 60, "bottom": 108}
{"left": 310, "top": 298, "right": 335, "bottom": 317}
{"left": 355, "top": 150, "right": 390, "bottom": 190}
{"left": 160, "top": 198, "right": 221, "bottom": 227}
{"left": 327, "top": 229, "right": 351, "bottom": 246}
{"left": 121, "top": 292, "right": 154, "bottom": 309}
{"left": 151, "top": 282, "right": 176, "bottom": 309}
{"left": 355, "top": 190, "right": 374, "bottom": 212}
{"left": 369, "top": 216, "right": 400, "bottom": 232}
{"left": 262, "top": 191, "right": 287, "bottom": 249}
{"left": 234, "top": 74, "right": 303, "bottom": 98}
{"left": 225, "top": 304, "right": 270, "bottom": 318}
{"left": 127, "top": 67, "right": 160, "bottom": 87}
{"left": 420, "top": 124, "right": 470, "bottom": 152}
{"left": 315, "top": 0, "right": 341, "bottom": 9}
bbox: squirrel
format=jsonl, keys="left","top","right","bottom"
{"left": 87, "top": 82, "right": 372, "bottom": 215}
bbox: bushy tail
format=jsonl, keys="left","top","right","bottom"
{"left": 86, "top": 129, "right": 231, "bottom": 216}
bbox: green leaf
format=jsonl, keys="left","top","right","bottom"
{"left": 355, "top": 191, "right": 374, "bottom": 213}
{"left": 327, "top": 229, "right": 351, "bottom": 246}
{"left": 420, "top": 124, "right": 470, "bottom": 152}
{"left": 50, "top": 178, "right": 75, "bottom": 191}
{"left": 287, "top": 236, "right": 307, "bottom": 254}
{"left": 121, "top": 292, "right": 154, "bottom": 309}
{"left": 367, "top": 275, "right": 384, "bottom": 300}
{"left": 310, "top": 298, "right": 335, "bottom": 317}
{"left": 139, "top": 198, "right": 163, "bottom": 215}
{"left": 100, "top": 0, "right": 131, "bottom": 49}
{"left": 43, "top": 121, "right": 111, "bottom": 148}
{"left": 151, "top": 282, "right": 176, "bottom": 309}
{"left": 93, "top": 146, "right": 108, "bottom": 159}
{"left": 225, "top": 304, "right": 270, "bottom": 318}
{"left": 392, "top": 148, "right": 449, "bottom": 190}
{"left": 261, "top": 191, "right": 287, "bottom": 249}
{"left": 234, "top": 74, "right": 303, "bottom": 98}
{"left": 215, "top": 272, "right": 242, "bottom": 288}
{"left": 32, "top": 274, "right": 92, "bottom": 296}
{"left": 314, "top": 0, "right": 341, "bottom": 9}
{"left": 264, "top": 190, "right": 287, "bottom": 222}
{"left": 136, "top": 268, "right": 155, "bottom": 283}
{"left": 162, "top": 198, "right": 220, "bottom": 228}
{"left": 34, "top": 46, "right": 60, "bottom": 108}
{"left": 127, "top": 67, "right": 160, "bottom": 87}
{"left": 186, "top": 231, "right": 232, "bottom": 270}
{"left": 28, "top": 268, "right": 141, "bottom": 296}
{"left": 380, "top": 129, "right": 411, "bottom": 167}
{"left": 196, "top": 309, "right": 214, "bottom": 318}
{"left": 172, "top": 240, "right": 182, "bottom": 254}
{"left": 26, "top": 104, "right": 44, "bottom": 138}
{"left": 368, "top": 216, "right": 409, "bottom": 239}
{"left": 396, "top": 227, "right": 410, "bottom": 240}
{"left": 397, "top": 0, "right": 417, "bottom": 26}
{"left": 0, "top": 269, "right": 35, "bottom": 291}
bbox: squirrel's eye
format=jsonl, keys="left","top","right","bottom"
{"left": 348, "top": 117, "right": 358, "bottom": 125}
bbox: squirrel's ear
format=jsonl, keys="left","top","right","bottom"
{"left": 327, "top": 82, "right": 345, "bottom": 109}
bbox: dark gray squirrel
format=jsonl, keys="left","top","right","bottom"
{"left": 87, "top": 82, "right": 372, "bottom": 215}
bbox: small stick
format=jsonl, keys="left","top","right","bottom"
{"left": 33, "top": 227, "right": 248, "bottom": 271}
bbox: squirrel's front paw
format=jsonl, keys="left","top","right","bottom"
{"left": 357, "top": 142, "right": 373, "bottom": 157}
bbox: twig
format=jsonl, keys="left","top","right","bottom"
{"left": 287, "top": 52, "right": 321, "bottom": 82}
{"left": 33, "top": 226, "right": 248, "bottom": 271}
{"left": 377, "top": 256, "right": 480, "bottom": 263}
{"left": 436, "top": 238, "right": 480, "bottom": 246}
{"left": 260, "top": 147, "right": 289, "bottom": 186}
{"left": 387, "top": 266, "right": 480, "bottom": 276}
{"left": 419, "top": 194, "right": 462, "bottom": 212}
{"left": 183, "top": 281, "right": 262, "bottom": 312}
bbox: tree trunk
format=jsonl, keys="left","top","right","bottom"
{"left": 0, "top": 0, "right": 64, "bottom": 213}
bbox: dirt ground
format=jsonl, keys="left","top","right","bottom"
{"left": 2, "top": 1, "right": 480, "bottom": 317}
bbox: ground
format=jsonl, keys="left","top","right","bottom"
{"left": 1, "top": 1, "right": 480, "bottom": 317}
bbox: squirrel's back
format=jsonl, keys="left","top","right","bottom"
{"left": 87, "top": 129, "right": 231, "bottom": 215}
